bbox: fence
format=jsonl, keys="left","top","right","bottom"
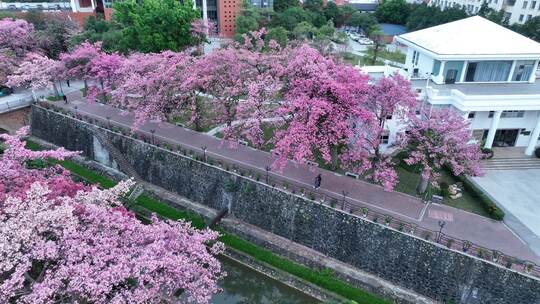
{"left": 35, "top": 101, "right": 540, "bottom": 279}
{"left": 0, "top": 95, "right": 33, "bottom": 114}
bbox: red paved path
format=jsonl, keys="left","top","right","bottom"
{"left": 53, "top": 93, "right": 540, "bottom": 264}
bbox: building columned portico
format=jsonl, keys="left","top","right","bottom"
{"left": 392, "top": 16, "right": 540, "bottom": 155}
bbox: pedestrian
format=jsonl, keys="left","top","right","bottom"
{"left": 66, "top": 79, "right": 70, "bottom": 87}
{"left": 62, "top": 93, "right": 67, "bottom": 104}
{"left": 314, "top": 173, "right": 322, "bottom": 189}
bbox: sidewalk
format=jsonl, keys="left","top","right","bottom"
{"left": 53, "top": 93, "right": 540, "bottom": 264}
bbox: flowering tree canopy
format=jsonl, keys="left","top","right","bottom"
{"left": 110, "top": 51, "right": 194, "bottom": 127}
{"left": 0, "top": 18, "right": 35, "bottom": 57}
{"left": 271, "top": 45, "right": 371, "bottom": 171}
{"left": 87, "top": 52, "right": 125, "bottom": 101}
{"left": 0, "top": 18, "right": 36, "bottom": 86}
{"left": 6, "top": 52, "right": 62, "bottom": 93}
{"left": 344, "top": 74, "right": 417, "bottom": 191}
{"left": 398, "top": 108, "right": 484, "bottom": 193}
{"left": 59, "top": 41, "right": 102, "bottom": 84}
{"left": 0, "top": 127, "right": 224, "bottom": 303}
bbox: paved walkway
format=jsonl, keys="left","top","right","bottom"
{"left": 472, "top": 169, "right": 540, "bottom": 257}
{"left": 50, "top": 92, "right": 540, "bottom": 264}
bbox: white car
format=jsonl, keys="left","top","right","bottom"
{"left": 359, "top": 38, "right": 374, "bottom": 45}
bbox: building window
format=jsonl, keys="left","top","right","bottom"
{"left": 519, "top": 14, "right": 524, "bottom": 21}
{"left": 522, "top": 1, "right": 528, "bottom": 8}
{"left": 468, "top": 112, "right": 476, "bottom": 119}
{"left": 464, "top": 61, "right": 512, "bottom": 82}
{"left": 532, "top": 1, "right": 536, "bottom": 8}
{"left": 504, "top": 12, "right": 512, "bottom": 21}
{"left": 501, "top": 110, "right": 525, "bottom": 118}
{"left": 432, "top": 60, "right": 441, "bottom": 76}
{"left": 512, "top": 60, "right": 535, "bottom": 81}
{"left": 527, "top": 14, "right": 532, "bottom": 21}
{"left": 472, "top": 129, "right": 484, "bottom": 141}
{"left": 488, "top": 111, "right": 494, "bottom": 118}
{"left": 411, "top": 51, "right": 417, "bottom": 65}
{"left": 386, "top": 114, "right": 393, "bottom": 120}
{"left": 380, "top": 134, "right": 389, "bottom": 144}
{"left": 415, "top": 52, "right": 420, "bottom": 65}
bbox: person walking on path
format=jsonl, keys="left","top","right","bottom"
{"left": 314, "top": 174, "right": 322, "bottom": 189}
{"left": 62, "top": 93, "right": 68, "bottom": 104}
{"left": 66, "top": 79, "right": 70, "bottom": 87}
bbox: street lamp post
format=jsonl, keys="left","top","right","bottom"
{"left": 150, "top": 129, "right": 156, "bottom": 145}
{"left": 436, "top": 220, "right": 446, "bottom": 243}
{"left": 265, "top": 166, "right": 271, "bottom": 184}
{"left": 202, "top": 146, "right": 207, "bottom": 162}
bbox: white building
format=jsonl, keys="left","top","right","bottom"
{"left": 391, "top": 16, "right": 540, "bottom": 155}
{"left": 429, "top": 0, "right": 540, "bottom": 24}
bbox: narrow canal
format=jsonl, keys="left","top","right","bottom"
{"left": 211, "top": 257, "right": 321, "bottom": 304}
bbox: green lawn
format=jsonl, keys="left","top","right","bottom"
{"left": 23, "top": 139, "right": 390, "bottom": 304}
{"left": 365, "top": 48, "right": 406, "bottom": 64}
{"left": 394, "top": 166, "right": 491, "bottom": 218}
{"left": 342, "top": 52, "right": 384, "bottom": 66}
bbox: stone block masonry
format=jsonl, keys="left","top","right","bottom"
{"left": 30, "top": 105, "right": 540, "bottom": 304}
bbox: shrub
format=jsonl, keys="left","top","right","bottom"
{"left": 424, "top": 232, "right": 432, "bottom": 241}
{"left": 481, "top": 147, "right": 494, "bottom": 159}
{"left": 224, "top": 179, "right": 238, "bottom": 193}
{"left": 308, "top": 193, "right": 316, "bottom": 201}
{"left": 440, "top": 181, "right": 450, "bottom": 198}
{"left": 535, "top": 147, "right": 540, "bottom": 159}
{"left": 331, "top": 199, "right": 337, "bottom": 208}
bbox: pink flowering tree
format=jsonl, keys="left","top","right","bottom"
{"left": 59, "top": 41, "right": 102, "bottom": 91}
{"left": 0, "top": 127, "right": 224, "bottom": 303}
{"left": 398, "top": 108, "right": 484, "bottom": 193}
{"left": 0, "top": 127, "right": 84, "bottom": 202}
{"left": 343, "top": 74, "right": 417, "bottom": 191}
{"left": 111, "top": 51, "right": 194, "bottom": 128}
{"left": 271, "top": 45, "right": 372, "bottom": 171}
{"left": 0, "top": 18, "right": 35, "bottom": 86}
{"left": 0, "top": 18, "right": 35, "bottom": 57}
{"left": 6, "top": 52, "right": 63, "bottom": 98}
{"left": 87, "top": 52, "right": 125, "bottom": 101}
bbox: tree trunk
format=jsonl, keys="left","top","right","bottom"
{"left": 417, "top": 175, "right": 429, "bottom": 194}
{"left": 52, "top": 82, "right": 59, "bottom": 97}
{"left": 83, "top": 79, "right": 88, "bottom": 95}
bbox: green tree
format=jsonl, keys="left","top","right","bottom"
{"left": 265, "top": 26, "right": 289, "bottom": 47}
{"left": 406, "top": 4, "right": 468, "bottom": 31}
{"left": 316, "top": 20, "right": 335, "bottom": 40}
{"left": 303, "top": 0, "right": 324, "bottom": 13}
{"left": 324, "top": 2, "right": 341, "bottom": 23}
{"left": 274, "top": 0, "right": 300, "bottom": 12}
{"left": 375, "top": 0, "right": 410, "bottom": 25}
{"left": 335, "top": 5, "right": 357, "bottom": 27}
{"left": 71, "top": 16, "right": 124, "bottom": 53}
{"left": 346, "top": 12, "right": 379, "bottom": 36}
{"left": 112, "top": 0, "right": 199, "bottom": 53}
{"left": 292, "top": 21, "right": 317, "bottom": 40}
{"left": 272, "top": 7, "right": 314, "bottom": 30}
{"left": 513, "top": 16, "right": 540, "bottom": 42}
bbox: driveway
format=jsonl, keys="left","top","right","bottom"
{"left": 472, "top": 169, "right": 540, "bottom": 256}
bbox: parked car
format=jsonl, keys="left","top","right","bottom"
{"left": 359, "top": 38, "right": 374, "bottom": 45}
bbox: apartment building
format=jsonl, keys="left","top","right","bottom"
{"left": 388, "top": 16, "right": 540, "bottom": 155}
{"left": 429, "top": 0, "right": 540, "bottom": 24}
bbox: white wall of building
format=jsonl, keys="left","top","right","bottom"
{"left": 469, "top": 110, "right": 540, "bottom": 146}
{"left": 404, "top": 48, "right": 435, "bottom": 79}
{"left": 429, "top": 0, "right": 540, "bottom": 25}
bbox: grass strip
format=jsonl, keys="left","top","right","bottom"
{"left": 24, "top": 139, "right": 390, "bottom": 304}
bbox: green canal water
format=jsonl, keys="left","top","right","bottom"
{"left": 211, "top": 257, "right": 321, "bottom": 304}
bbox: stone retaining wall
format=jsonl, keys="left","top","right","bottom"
{"left": 31, "top": 105, "right": 540, "bottom": 304}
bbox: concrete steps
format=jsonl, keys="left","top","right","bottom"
{"left": 482, "top": 157, "right": 540, "bottom": 170}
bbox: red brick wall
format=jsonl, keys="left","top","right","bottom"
{"left": 218, "top": 0, "right": 242, "bottom": 37}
